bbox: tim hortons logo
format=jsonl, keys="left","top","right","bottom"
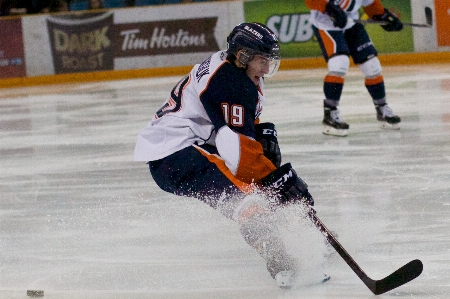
{"left": 114, "top": 18, "right": 219, "bottom": 56}
{"left": 120, "top": 28, "right": 206, "bottom": 50}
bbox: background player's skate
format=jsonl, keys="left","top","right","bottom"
{"left": 375, "top": 103, "right": 401, "bottom": 129}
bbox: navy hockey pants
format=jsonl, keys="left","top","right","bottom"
{"left": 149, "top": 144, "right": 248, "bottom": 219}
{"left": 313, "top": 22, "right": 378, "bottom": 64}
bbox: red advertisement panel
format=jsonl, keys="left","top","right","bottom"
{"left": 435, "top": 0, "right": 450, "bottom": 47}
{"left": 0, "top": 18, "right": 26, "bottom": 79}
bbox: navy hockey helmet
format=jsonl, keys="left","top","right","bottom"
{"left": 227, "top": 22, "right": 281, "bottom": 77}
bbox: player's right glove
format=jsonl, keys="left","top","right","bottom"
{"left": 372, "top": 8, "right": 403, "bottom": 31}
{"left": 260, "top": 163, "right": 314, "bottom": 207}
{"left": 255, "top": 122, "right": 281, "bottom": 168}
{"left": 325, "top": 1, "right": 347, "bottom": 29}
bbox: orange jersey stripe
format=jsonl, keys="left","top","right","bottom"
{"left": 365, "top": 75, "right": 384, "bottom": 86}
{"left": 305, "top": 0, "right": 327, "bottom": 12}
{"left": 318, "top": 30, "right": 337, "bottom": 57}
{"left": 363, "top": 0, "right": 384, "bottom": 18}
{"left": 257, "top": 84, "right": 263, "bottom": 96}
{"left": 235, "top": 134, "right": 276, "bottom": 184}
{"left": 341, "top": 0, "right": 351, "bottom": 10}
{"left": 194, "top": 145, "right": 254, "bottom": 194}
{"left": 325, "top": 74, "right": 345, "bottom": 84}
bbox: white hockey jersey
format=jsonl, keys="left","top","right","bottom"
{"left": 306, "top": 0, "right": 385, "bottom": 30}
{"left": 134, "top": 51, "right": 275, "bottom": 182}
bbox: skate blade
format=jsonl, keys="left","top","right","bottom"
{"left": 379, "top": 121, "right": 400, "bottom": 130}
{"left": 322, "top": 125, "right": 348, "bottom": 137}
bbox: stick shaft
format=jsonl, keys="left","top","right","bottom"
{"left": 307, "top": 210, "right": 371, "bottom": 282}
{"left": 306, "top": 208, "right": 423, "bottom": 295}
{"left": 354, "top": 19, "right": 431, "bottom": 28}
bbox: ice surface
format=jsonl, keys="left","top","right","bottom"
{"left": 1, "top": 64, "right": 449, "bottom": 298}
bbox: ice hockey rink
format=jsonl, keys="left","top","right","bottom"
{"left": 1, "top": 62, "right": 449, "bottom": 299}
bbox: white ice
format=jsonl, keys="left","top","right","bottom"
{"left": 1, "top": 64, "right": 449, "bottom": 299}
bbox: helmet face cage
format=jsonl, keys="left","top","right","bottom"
{"left": 264, "top": 56, "right": 280, "bottom": 78}
{"left": 227, "top": 23, "right": 281, "bottom": 77}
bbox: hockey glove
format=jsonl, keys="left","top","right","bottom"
{"left": 255, "top": 122, "right": 281, "bottom": 168}
{"left": 372, "top": 8, "right": 403, "bottom": 32}
{"left": 260, "top": 163, "right": 314, "bottom": 207}
{"left": 325, "top": 1, "right": 347, "bottom": 29}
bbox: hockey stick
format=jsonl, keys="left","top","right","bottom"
{"left": 307, "top": 208, "right": 423, "bottom": 295}
{"left": 354, "top": 7, "right": 433, "bottom": 28}
{"left": 355, "top": 19, "right": 431, "bottom": 28}
{"left": 353, "top": 7, "right": 433, "bottom": 28}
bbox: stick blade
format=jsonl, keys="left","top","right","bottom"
{"left": 371, "top": 259, "right": 423, "bottom": 295}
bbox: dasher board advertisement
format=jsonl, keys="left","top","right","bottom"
{"left": 22, "top": 1, "right": 244, "bottom": 77}
{"left": 435, "top": 0, "right": 450, "bottom": 47}
{"left": 243, "top": 0, "right": 414, "bottom": 58}
{"left": 0, "top": 18, "right": 26, "bottom": 79}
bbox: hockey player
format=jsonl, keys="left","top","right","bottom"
{"left": 305, "top": 0, "right": 403, "bottom": 136}
{"left": 134, "top": 22, "right": 314, "bottom": 288}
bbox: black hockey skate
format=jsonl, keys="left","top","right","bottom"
{"left": 322, "top": 107, "right": 349, "bottom": 137}
{"left": 375, "top": 104, "right": 401, "bottom": 130}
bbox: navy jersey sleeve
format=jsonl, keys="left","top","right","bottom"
{"left": 200, "top": 62, "right": 259, "bottom": 138}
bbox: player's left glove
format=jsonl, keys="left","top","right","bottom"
{"left": 325, "top": 1, "right": 348, "bottom": 29}
{"left": 260, "top": 163, "right": 314, "bottom": 207}
{"left": 372, "top": 8, "right": 403, "bottom": 31}
{"left": 255, "top": 122, "right": 281, "bottom": 168}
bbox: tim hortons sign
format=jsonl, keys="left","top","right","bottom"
{"left": 113, "top": 18, "right": 220, "bottom": 57}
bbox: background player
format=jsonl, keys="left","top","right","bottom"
{"left": 306, "top": 0, "right": 403, "bottom": 136}
{"left": 134, "top": 23, "right": 316, "bottom": 288}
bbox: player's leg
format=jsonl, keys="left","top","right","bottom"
{"left": 149, "top": 144, "right": 249, "bottom": 214}
{"left": 238, "top": 206, "right": 297, "bottom": 288}
{"left": 237, "top": 162, "right": 317, "bottom": 288}
{"left": 312, "top": 26, "right": 350, "bottom": 137}
{"left": 346, "top": 23, "right": 401, "bottom": 129}
{"left": 149, "top": 144, "right": 297, "bottom": 287}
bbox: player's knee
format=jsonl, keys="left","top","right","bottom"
{"left": 233, "top": 194, "right": 269, "bottom": 224}
{"left": 359, "top": 57, "right": 382, "bottom": 78}
{"left": 328, "top": 55, "right": 350, "bottom": 76}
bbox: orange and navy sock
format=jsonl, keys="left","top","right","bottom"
{"left": 324, "top": 75, "right": 345, "bottom": 104}
{"left": 365, "top": 75, "right": 386, "bottom": 105}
